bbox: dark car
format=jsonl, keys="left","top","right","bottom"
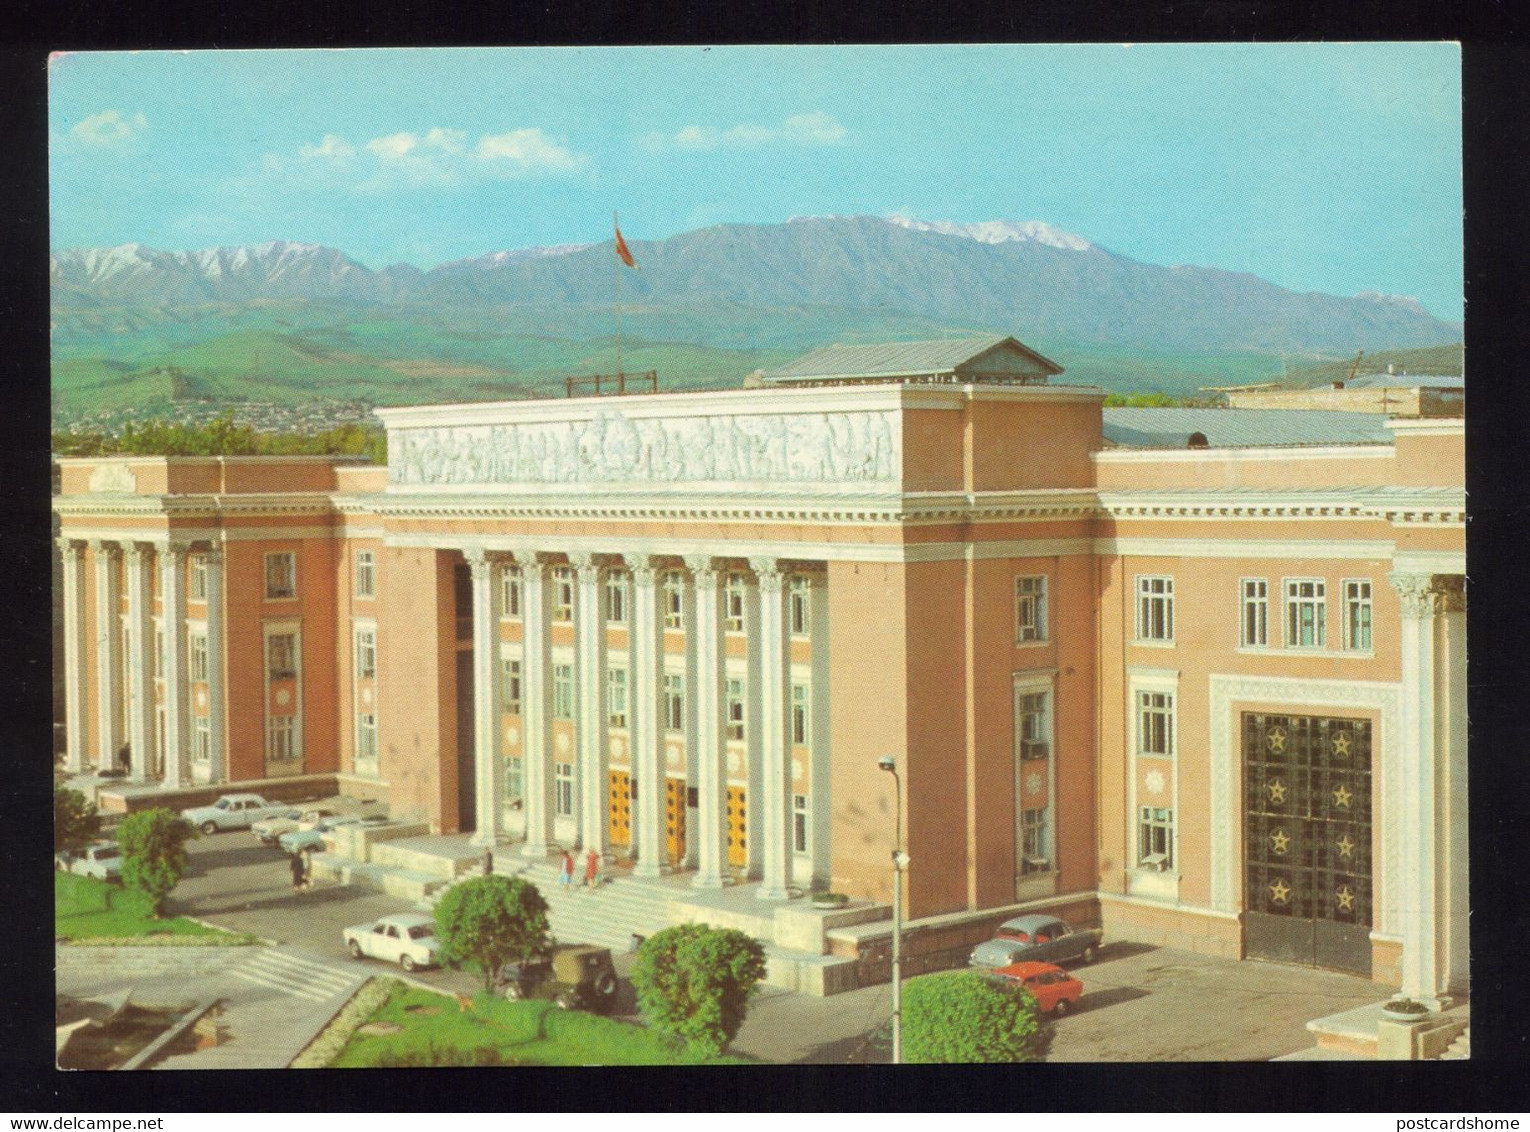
{"left": 969, "top": 913, "right": 1102, "bottom": 969}
{"left": 496, "top": 944, "right": 619, "bottom": 1013}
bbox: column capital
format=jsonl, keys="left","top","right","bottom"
{"left": 567, "top": 551, "right": 608, "bottom": 578}
{"left": 154, "top": 538, "right": 194, "bottom": 559}
{"left": 1389, "top": 572, "right": 1463, "bottom": 617}
{"left": 749, "top": 556, "right": 784, "bottom": 591}
{"left": 463, "top": 545, "right": 498, "bottom": 579}
{"left": 198, "top": 544, "right": 224, "bottom": 567}
{"left": 686, "top": 555, "right": 721, "bottom": 590}
{"left": 124, "top": 541, "right": 155, "bottom": 566}
{"left": 625, "top": 552, "right": 658, "bottom": 584}
{"left": 509, "top": 548, "right": 551, "bottom": 571}
{"left": 1436, "top": 575, "right": 1466, "bottom": 613}
{"left": 57, "top": 537, "right": 85, "bottom": 561}
{"left": 89, "top": 539, "right": 122, "bottom": 560}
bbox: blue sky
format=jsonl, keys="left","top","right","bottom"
{"left": 49, "top": 44, "right": 1463, "bottom": 318}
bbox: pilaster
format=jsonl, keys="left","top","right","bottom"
{"left": 157, "top": 540, "right": 191, "bottom": 787}
{"left": 203, "top": 548, "right": 225, "bottom": 785}
{"left": 465, "top": 548, "right": 505, "bottom": 848}
{"left": 628, "top": 554, "right": 666, "bottom": 877}
{"left": 59, "top": 540, "right": 87, "bottom": 774}
{"left": 686, "top": 556, "right": 727, "bottom": 887}
{"left": 751, "top": 556, "right": 792, "bottom": 901}
{"left": 517, "top": 551, "right": 555, "bottom": 857}
{"left": 91, "top": 541, "right": 123, "bottom": 770}
{"left": 571, "top": 552, "right": 610, "bottom": 857}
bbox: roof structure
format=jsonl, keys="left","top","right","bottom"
{"left": 1102, "top": 408, "right": 1394, "bottom": 449}
{"left": 761, "top": 336, "right": 1064, "bottom": 385}
{"left": 1345, "top": 373, "right": 1464, "bottom": 390}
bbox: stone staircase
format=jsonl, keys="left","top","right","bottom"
{"left": 1438, "top": 1025, "right": 1470, "bottom": 1060}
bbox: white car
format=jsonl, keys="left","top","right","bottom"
{"left": 56, "top": 841, "right": 123, "bottom": 882}
{"left": 181, "top": 793, "right": 290, "bottom": 835}
{"left": 252, "top": 807, "right": 339, "bottom": 846}
{"left": 343, "top": 913, "right": 442, "bottom": 971}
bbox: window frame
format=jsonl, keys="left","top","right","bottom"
{"left": 189, "top": 555, "right": 208, "bottom": 601}
{"left": 605, "top": 570, "right": 627, "bottom": 624}
{"left": 1283, "top": 577, "right": 1327, "bottom": 649}
{"left": 788, "top": 576, "right": 811, "bottom": 637}
{"left": 1137, "top": 689, "right": 1175, "bottom": 759}
{"left": 502, "top": 657, "right": 523, "bottom": 715}
{"left": 1239, "top": 577, "right": 1269, "bottom": 648}
{"left": 1135, "top": 575, "right": 1175, "bottom": 643}
{"left": 724, "top": 574, "right": 746, "bottom": 633}
{"left": 354, "top": 625, "right": 377, "bottom": 680}
{"left": 552, "top": 566, "right": 574, "bottom": 623}
{"left": 1342, "top": 578, "right": 1373, "bottom": 652}
{"left": 791, "top": 682, "right": 810, "bottom": 746}
{"left": 664, "top": 672, "right": 685, "bottom": 733}
{"left": 607, "top": 666, "right": 628, "bottom": 728}
{"left": 189, "top": 631, "right": 209, "bottom": 682}
{"left": 192, "top": 716, "right": 211, "bottom": 763}
{"left": 266, "top": 713, "right": 297, "bottom": 762}
{"left": 264, "top": 551, "right": 297, "bottom": 601}
{"left": 1014, "top": 575, "right": 1049, "bottom": 644}
{"left": 501, "top": 565, "right": 523, "bottom": 620}
{"left": 792, "top": 793, "right": 809, "bottom": 855}
{"left": 267, "top": 631, "right": 298, "bottom": 681}
{"left": 354, "top": 550, "right": 376, "bottom": 599}
{"left": 726, "top": 677, "right": 746, "bottom": 742}
{"left": 355, "top": 712, "right": 378, "bottom": 770}
{"left": 552, "top": 662, "right": 575, "bottom": 720}
{"left": 554, "top": 761, "right": 576, "bottom": 817}
{"left": 663, "top": 570, "right": 685, "bottom": 630}
{"left": 1138, "top": 806, "right": 1175, "bottom": 870}
{"left": 1020, "top": 808, "right": 1049, "bottom": 875}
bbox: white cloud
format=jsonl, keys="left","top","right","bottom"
{"left": 70, "top": 109, "right": 147, "bottom": 147}
{"left": 476, "top": 128, "right": 582, "bottom": 171}
{"left": 646, "top": 111, "right": 848, "bottom": 152}
{"left": 299, "top": 134, "right": 355, "bottom": 160}
{"left": 366, "top": 132, "right": 420, "bottom": 160}
{"left": 423, "top": 127, "right": 466, "bottom": 154}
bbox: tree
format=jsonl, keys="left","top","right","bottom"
{"left": 631, "top": 923, "right": 768, "bottom": 1057}
{"left": 434, "top": 875, "right": 550, "bottom": 992}
{"left": 901, "top": 970, "right": 1046, "bottom": 1063}
{"left": 117, "top": 808, "right": 196, "bottom": 917}
{"left": 54, "top": 785, "right": 101, "bottom": 854}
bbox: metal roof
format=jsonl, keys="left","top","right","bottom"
{"left": 1102, "top": 408, "right": 1394, "bottom": 449}
{"left": 762, "top": 336, "right": 1063, "bottom": 383}
{"left": 1345, "top": 373, "right": 1464, "bottom": 390}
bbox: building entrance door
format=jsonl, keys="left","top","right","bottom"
{"left": 608, "top": 771, "right": 633, "bottom": 848}
{"left": 665, "top": 777, "right": 687, "bottom": 864}
{"left": 1243, "top": 713, "right": 1372, "bottom": 975}
{"left": 726, "top": 786, "right": 747, "bottom": 869}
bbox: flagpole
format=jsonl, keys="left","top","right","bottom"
{"left": 614, "top": 210, "right": 622, "bottom": 379}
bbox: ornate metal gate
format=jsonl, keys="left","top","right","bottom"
{"left": 1243, "top": 713, "right": 1372, "bottom": 975}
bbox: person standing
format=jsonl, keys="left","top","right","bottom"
{"left": 583, "top": 848, "right": 600, "bottom": 891}
{"left": 289, "top": 851, "right": 306, "bottom": 892}
{"left": 559, "top": 849, "right": 575, "bottom": 888}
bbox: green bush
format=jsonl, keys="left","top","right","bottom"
{"left": 55, "top": 785, "right": 102, "bottom": 854}
{"left": 433, "top": 874, "right": 550, "bottom": 991}
{"left": 631, "top": 923, "right": 767, "bottom": 1057}
{"left": 902, "top": 970, "right": 1046, "bottom": 1063}
{"left": 116, "top": 808, "right": 195, "bottom": 918}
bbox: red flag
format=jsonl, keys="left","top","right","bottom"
{"left": 614, "top": 222, "right": 637, "bottom": 269}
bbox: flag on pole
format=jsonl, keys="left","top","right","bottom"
{"left": 615, "top": 221, "right": 637, "bottom": 269}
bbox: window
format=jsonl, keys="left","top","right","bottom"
{"left": 193, "top": 717, "right": 211, "bottom": 763}
{"left": 789, "top": 576, "right": 811, "bottom": 637}
{"left": 606, "top": 571, "right": 627, "bottom": 623}
{"left": 267, "top": 715, "right": 297, "bottom": 761}
{"left": 791, "top": 683, "right": 810, "bottom": 745}
{"left": 1240, "top": 579, "right": 1269, "bottom": 647}
{"left": 502, "top": 658, "right": 522, "bottom": 714}
{"left": 1136, "top": 576, "right": 1174, "bottom": 641}
{"left": 554, "top": 762, "right": 575, "bottom": 817}
{"left": 504, "top": 756, "right": 523, "bottom": 801}
{"left": 607, "top": 667, "right": 628, "bottom": 728}
{"left": 355, "top": 550, "right": 375, "bottom": 598}
{"left": 663, "top": 571, "right": 684, "bottom": 629}
{"left": 501, "top": 566, "right": 522, "bottom": 619}
{"left": 793, "top": 794, "right": 809, "bottom": 854}
{"left": 1138, "top": 691, "right": 1174, "bottom": 757}
{"left": 553, "top": 566, "right": 574, "bottom": 622}
{"left": 664, "top": 673, "right": 685, "bottom": 732}
{"left": 1021, "top": 809, "right": 1049, "bottom": 874}
{"left": 267, "top": 632, "right": 297, "bottom": 680}
{"left": 265, "top": 552, "right": 296, "bottom": 599}
{"left": 354, "top": 627, "right": 376, "bottom": 680}
{"left": 1018, "top": 691, "right": 1049, "bottom": 760}
{"left": 553, "top": 663, "right": 574, "bottom": 720}
{"left": 1138, "top": 807, "right": 1175, "bottom": 869}
{"left": 189, "top": 555, "right": 208, "bottom": 600}
{"left": 154, "top": 626, "right": 164, "bottom": 680}
{"left": 1285, "top": 579, "right": 1326, "bottom": 648}
{"left": 726, "top": 678, "right": 746, "bottom": 741}
{"left": 1014, "top": 576, "right": 1048, "bottom": 643}
{"left": 356, "top": 713, "right": 377, "bottom": 769}
{"left": 1344, "top": 580, "right": 1373, "bottom": 651}
{"left": 725, "top": 574, "right": 746, "bottom": 632}
{"left": 190, "top": 632, "right": 209, "bottom": 682}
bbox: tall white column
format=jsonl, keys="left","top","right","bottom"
{"left": 466, "top": 548, "right": 505, "bottom": 848}
{"left": 1439, "top": 578, "right": 1469, "bottom": 997}
{"left": 751, "top": 557, "right": 793, "bottom": 901}
{"left": 685, "top": 556, "right": 728, "bottom": 888}
{"left": 203, "top": 548, "right": 225, "bottom": 786}
{"left": 1391, "top": 572, "right": 1466, "bottom": 1005}
{"left": 518, "top": 551, "right": 555, "bottom": 858}
{"left": 571, "top": 553, "right": 610, "bottom": 857}
{"left": 91, "top": 541, "right": 123, "bottom": 770}
{"left": 157, "top": 540, "right": 191, "bottom": 787}
{"left": 808, "top": 569, "right": 832, "bottom": 886}
{"left": 628, "top": 554, "right": 666, "bottom": 877}
{"left": 59, "top": 539, "right": 88, "bottom": 774}
{"left": 124, "top": 543, "right": 154, "bottom": 782}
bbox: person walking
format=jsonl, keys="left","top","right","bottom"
{"left": 583, "top": 848, "right": 600, "bottom": 891}
{"left": 289, "top": 851, "right": 306, "bottom": 892}
{"left": 559, "top": 849, "right": 575, "bottom": 888}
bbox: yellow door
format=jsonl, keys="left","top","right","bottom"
{"left": 608, "top": 771, "right": 632, "bottom": 848}
{"left": 666, "top": 778, "right": 687, "bottom": 864}
{"left": 726, "top": 786, "right": 747, "bottom": 868}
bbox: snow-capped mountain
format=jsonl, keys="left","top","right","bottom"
{"left": 881, "top": 215, "right": 1094, "bottom": 251}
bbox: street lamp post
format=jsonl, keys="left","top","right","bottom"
{"left": 878, "top": 754, "right": 906, "bottom": 1065}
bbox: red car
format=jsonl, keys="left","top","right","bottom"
{"left": 992, "top": 961, "right": 1085, "bottom": 1016}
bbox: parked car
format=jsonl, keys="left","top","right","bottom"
{"left": 343, "top": 913, "right": 441, "bottom": 971}
{"left": 279, "top": 814, "right": 387, "bottom": 855}
{"left": 180, "top": 793, "right": 290, "bottom": 835}
{"left": 55, "top": 841, "right": 123, "bottom": 882}
{"left": 969, "top": 914, "right": 1102, "bottom": 969}
{"left": 496, "top": 945, "right": 620, "bottom": 1013}
{"left": 252, "top": 807, "right": 338, "bottom": 846}
{"left": 991, "top": 960, "right": 1085, "bottom": 1015}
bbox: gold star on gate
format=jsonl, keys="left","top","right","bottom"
{"left": 1266, "top": 727, "right": 1288, "bottom": 754}
{"left": 1269, "top": 878, "right": 1292, "bottom": 904}
{"left": 1266, "top": 779, "right": 1288, "bottom": 804}
{"left": 1270, "top": 829, "right": 1291, "bottom": 854}
{"left": 1336, "top": 834, "right": 1356, "bottom": 859}
{"left": 1335, "top": 886, "right": 1356, "bottom": 912}
{"left": 1330, "top": 732, "right": 1353, "bottom": 757}
{"left": 1332, "top": 784, "right": 1353, "bottom": 809}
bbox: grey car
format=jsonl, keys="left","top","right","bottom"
{"left": 969, "top": 913, "right": 1101, "bottom": 969}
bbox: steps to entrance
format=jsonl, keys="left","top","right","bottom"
{"left": 1439, "top": 1025, "right": 1470, "bottom": 1060}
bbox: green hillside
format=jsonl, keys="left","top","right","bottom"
{"left": 1278, "top": 344, "right": 1464, "bottom": 389}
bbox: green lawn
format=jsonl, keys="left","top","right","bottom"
{"left": 331, "top": 982, "right": 749, "bottom": 1067}
{"left": 55, "top": 872, "right": 250, "bottom": 943}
